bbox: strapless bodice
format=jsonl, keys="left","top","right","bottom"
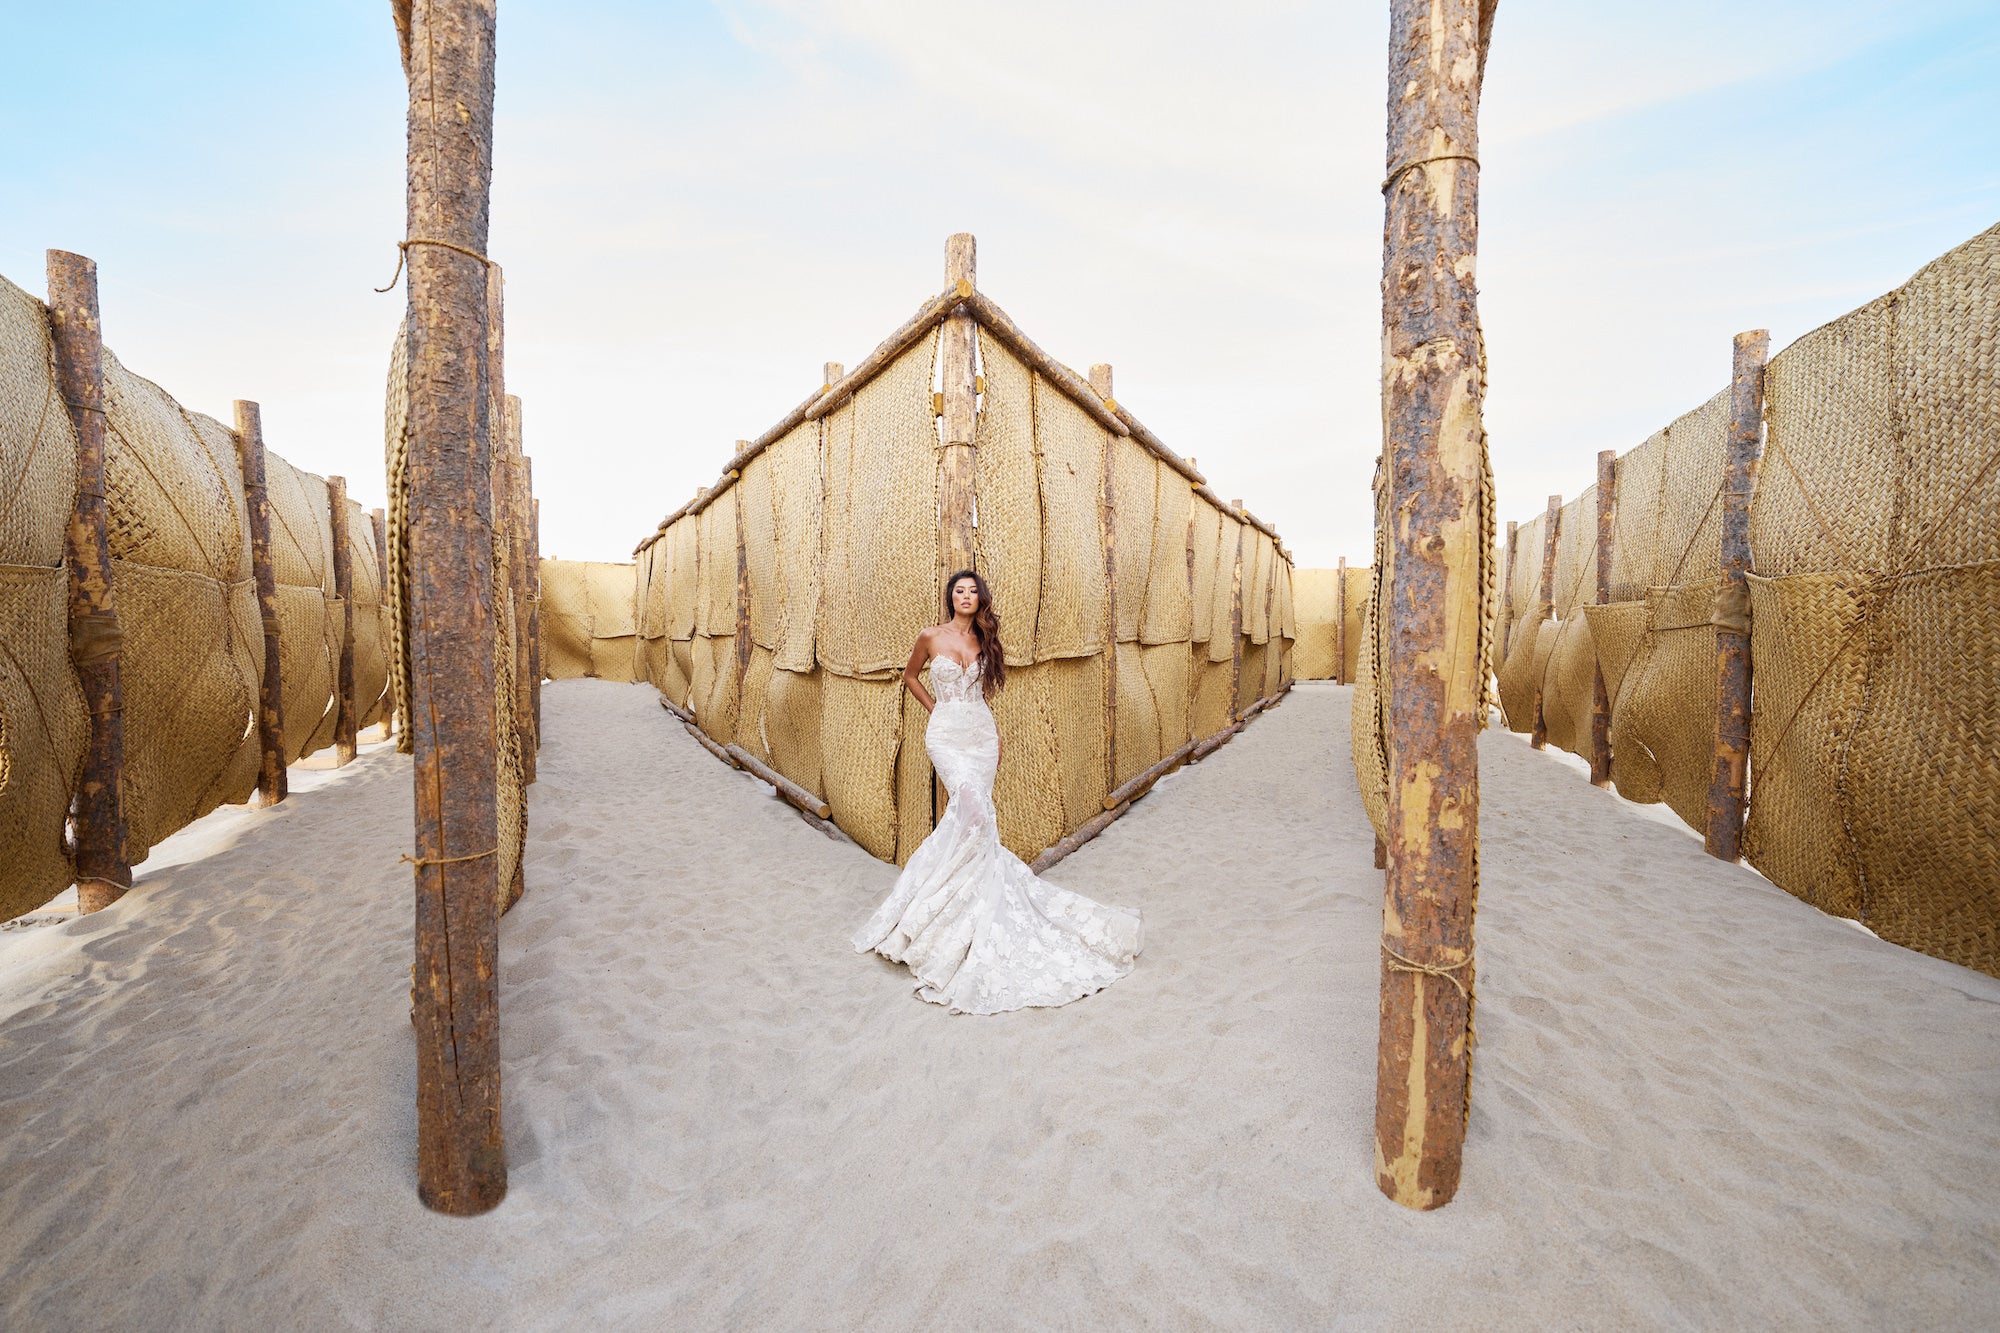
{"left": 929, "top": 655, "right": 985, "bottom": 706}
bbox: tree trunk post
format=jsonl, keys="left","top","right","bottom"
{"left": 1706, "top": 330, "right": 1768, "bottom": 861}
{"left": 328, "top": 475, "right": 359, "bottom": 765}
{"left": 48, "top": 250, "right": 130, "bottom": 913}
{"left": 235, "top": 400, "right": 290, "bottom": 803}
{"left": 529, "top": 493, "right": 542, "bottom": 732}
{"left": 1335, "top": 555, "right": 1349, "bottom": 685}
{"left": 1499, "top": 519, "right": 1517, "bottom": 661}
{"left": 939, "top": 235, "right": 979, "bottom": 579}
{"left": 1589, "top": 451, "right": 1616, "bottom": 786}
{"left": 1091, "top": 363, "right": 1118, "bottom": 790}
{"left": 1374, "top": 0, "right": 1496, "bottom": 1212}
{"left": 506, "top": 399, "right": 534, "bottom": 782}
{"left": 371, "top": 507, "right": 393, "bottom": 740}
{"left": 1529, "top": 493, "right": 1560, "bottom": 750}
{"left": 395, "top": 0, "right": 505, "bottom": 1217}
{"left": 733, "top": 439, "right": 753, "bottom": 700}
{"left": 1228, "top": 500, "right": 1246, "bottom": 720}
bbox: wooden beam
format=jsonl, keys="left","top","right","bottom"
{"left": 236, "top": 400, "right": 289, "bottom": 804}
{"left": 1529, "top": 494, "right": 1560, "bottom": 750}
{"left": 939, "top": 236, "right": 980, "bottom": 581}
{"left": 507, "top": 404, "right": 533, "bottom": 782}
{"left": 1590, "top": 452, "right": 1616, "bottom": 786}
{"left": 1499, "top": 518, "right": 1518, "bottom": 661}
{"left": 1102, "top": 733, "right": 1200, "bottom": 810}
{"left": 684, "top": 719, "right": 737, "bottom": 768}
{"left": 960, "top": 289, "right": 1130, "bottom": 441}
{"left": 1335, "top": 555, "right": 1349, "bottom": 685}
{"left": 371, "top": 506, "right": 393, "bottom": 740}
{"left": 48, "top": 250, "right": 130, "bottom": 913}
{"left": 1706, "top": 330, "right": 1768, "bottom": 861}
{"left": 723, "top": 742, "right": 834, "bottom": 820}
{"left": 1228, "top": 501, "right": 1246, "bottom": 713}
{"left": 1030, "top": 799, "right": 1131, "bottom": 875}
{"left": 1373, "top": 0, "right": 1494, "bottom": 1212}
{"left": 397, "top": 0, "right": 505, "bottom": 1217}
{"left": 328, "top": 476, "right": 359, "bottom": 764}
{"left": 528, "top": 494, "right": 542, "bottom": 734}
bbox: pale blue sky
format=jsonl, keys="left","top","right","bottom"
{"left": 3, "top": 1, "right": 1995, "bottom": 567}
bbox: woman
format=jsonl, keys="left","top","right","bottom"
{"left": 852, "top": 569, "right": 1143, "bottom": 1014}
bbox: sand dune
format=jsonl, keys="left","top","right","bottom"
{"left": 1, "top": 679, "right": 1996, "bottom": 1328}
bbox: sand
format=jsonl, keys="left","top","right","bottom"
{"left": 2, "top": 679, "right": 1996, "bottom": 1328}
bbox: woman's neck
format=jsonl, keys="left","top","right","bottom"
{"left": 950, "top": 612, "right": 975, "bottom": 633}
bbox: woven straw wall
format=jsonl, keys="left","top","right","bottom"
{"left": 1496, "top": 222, "right": 1998, "bottom": 977}
{"left": 638, "top": 308, "right": 1293, "bottom": 869}
{"left": 538, "top": 559, "right": 638, "bottom": 683}
{"left": 1291, "top": 564, "right": 1372, "bottom": 680}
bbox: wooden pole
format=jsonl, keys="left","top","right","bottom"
{"left": 1374, "top": 0, "right": 1496, "bottom": 1212}
{"left": 371, "top": 507, "right": 393, "bottom": 740}
{"left": 529, "top": 494, "right": 542, "bottom": 732}
{"left": 1092, "top": 363, "right": 1118, "bottom": 791}
{"left": 1335, "top": 555, "right": 1349, "bottom": 685}
{"left": 939, "top": 235, "right": 979, "bottom": 581}
{"left": 1499, "top": 519, "right": 1517, "bottom": 661}
{"left": 48, "top": 250, "right": 130, "bottom": 912}
{"left": 734, "top": 440, "right": 753, "bottom": 702}
{"left": 1706, "top": 330, "right": 1768, "bottom": 861}
{"left": 1589, "top": 452, "right": 1616, "bottom": 786}
{"left": 722, "top": 742, "right": 832, "bottom": 819}
{"left": 506, "top": 401, "right": 533, "bottom": 782}
{"left": 235, "top": 401, "right": 289, "bottom": 804}
{"left": 395, "top": 0, "right": 505, "bottom": 1217}
{"left": 328, "top": 475, "right": 359, "bottom": 765}
{"left": 1228, "top": 501, "right": 1246, "bottom": 720}
{"left": 1529, "top": 494, "right": 1560, "bottom": 750}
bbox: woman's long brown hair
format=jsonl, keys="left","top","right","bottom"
{"left": 943, "top": 568, "right": 1006, "bottom": 699}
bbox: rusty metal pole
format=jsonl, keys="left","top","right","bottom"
{"left": 1091, "top": 363, "right": 1118, "bottom": 788}
{"left": 1706, "top": 330, "right": 1768, "bottom": 860}
{"left": 1589, "top": 451, "right": 1617, "bottom": 786}
{"left": 940, "top": 235, "right": 979, "bottom": 580}
{"left": 328, "top": 475, "right": 359, "bottom": 765}
{"left": 48, "top": 251, "right": 130, "bottom": 913}
{"left": 371, "top": 507, "right": 393, "bottom": 740}
{"left": 1335, "top": 555, "right": 1349, "bottom": 685}
{"left": 395, "top": 0, "right": 505, "bottom": 1217}
{"left": 235, "top": 401, "right": 289, "bottom": 803}
{"left": 1529, "top": 493, "right": 1560, "bottom": 750}
{"left": 1373, "top": 0, "right": 1497, "bottom": 1212}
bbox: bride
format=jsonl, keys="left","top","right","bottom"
{"left": 852, "top": 569, "right": 1143, "bottom": 1014}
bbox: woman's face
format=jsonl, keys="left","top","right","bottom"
{"left": 951, "top": 578, "right": 979, "bottom": 617}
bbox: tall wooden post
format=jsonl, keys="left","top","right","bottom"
{"left": 1091, "top": 363, "right": 1118, "bottom": 787}
{"left": 1499, "top": 519, "right": 1517, "bottom": 661}
{"left": 506, "top": 400, "right": 533, "bottom": 782}
{"left": 48, "top": 250, "right": 130, "bottom": 913}
{"left": 528, "top": 494, "right": 542, "bottom": 732}
{"left": 1374, "top": 0, "right": 1496, "bottom": 1212}
{"left": 1335, "top": 555, "right": 1349, "bottom": 685}
{"left": 328, "top": 476, "right": 359, "bottom": 765}
{"left": 1589, "top": 452, "right": 1616, "bottom": 785}
{"left": 733, "top": 440, "right": 753, "bottom": 702}
{"left": 395, "top": 0, "right": 505, "bottom": 1217}
{"left": 1228, "top": 501, "right": 1246, "bottom": 717}
{"left": 939, "top": 235, "right": 979, "bottom": 579}
{"left": 235, "top": 401, "right": 289, "bottom": 804}
{"left": 371, "top": 507, "right": 393, "bottom": 740}
{"left": 1706, "top": 330, "right": 1767, "bottom": 861}
{"left": 1529, "top": 493, "right": 1560, "bottom": 750}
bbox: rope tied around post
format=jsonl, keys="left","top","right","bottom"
{"left": 1380, "top": 153, "right": 1480, "bottom": 195}
{"left": 400, "top": 848, "right": 499, "bottom": 868}
{"left": 374, "top": 238, "right": 495, "bottom": 293}
{"left": 1382, "top": 943, "right": 1473, "bottom": 1000}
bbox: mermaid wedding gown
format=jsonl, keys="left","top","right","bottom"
{"left": 852, "top": 655, "right": 1143, "bottom": 1014}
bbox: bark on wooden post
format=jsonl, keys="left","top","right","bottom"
{"left": 1374, "top": 0, "right": 1496, "bottom": 1212}
{"left": 48, "top": 250, "right": 130, "bottom": 912}
{"left": 1706, "top": 330, "right": 1768, "bottom": 861}
{"left": 939, "top": 234, "right": 979, "bottom": 579}
{"left": 1499, "top": 519, "right": 1517, "bottom": 661}
{"left": 328, "top": 475, "right": 359, "bottom": 765}
{"left": 733, "top": 439, "right": 753, "bottom": 699}
{"left": 235, "top": 400, "right": 289, "bottom": 804}
{"left": 394, "top": 0, "right": 505, "bottom": 1217}
{"left": 1589, "top": 451, "right": 1616, "bottom": 786}
{"left": 1335, "top": 555, "right": 1349, "bottom": 685}
{"left": 529, "top": 494, "right": 542, "bottom": 732}
{"left": 506, "top": 399, "right": 534, "bottom": 782}
{"left": 371, "top": 507, "right": 393, "bottom": 740}
{"left": 1091, "top": 363, "right": 1118, "bottom": 788}
{"left": 1228, "top": 500, "right": 1246, "bottom": 718}
{"left": 1529, "top": 493, "right": 1560, "bottom": 750}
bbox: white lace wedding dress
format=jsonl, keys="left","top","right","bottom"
{"left": 852, "top": 655, "right": 1143, "bottom": 1014}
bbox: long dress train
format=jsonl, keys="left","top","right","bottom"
{"left": 852, "top": 656, "right": 1143, "bottom": 1015}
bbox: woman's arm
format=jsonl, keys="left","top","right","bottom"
{"left": 902, "top": 630, "right": 938, "bottom": 714}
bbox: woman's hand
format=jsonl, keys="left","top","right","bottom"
{"left": 902, "top": 629, "right": 938, "bottom": 714}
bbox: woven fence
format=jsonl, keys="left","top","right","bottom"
{"left": 539, "top": 559, "right": 638, "bottom": 682}
{"left": 1494, "top": 223, "right": 1999, "bottom": 978}
{"left": 632, "top": 261, "right": 1296, "bottom": 866}
{"left": 1292, "top": 564, "right": 1372, "bottom": 680}
{"left": 0, "top": 270, "right": 391, "bottom": 922}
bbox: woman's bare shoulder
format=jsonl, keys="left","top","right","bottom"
{"left": 910, "top": 625, "right": 938, "bottom": 654}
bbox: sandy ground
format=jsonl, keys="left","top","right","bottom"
{"left": 2, "top": 679, "right": 1996, "bottom": 1329}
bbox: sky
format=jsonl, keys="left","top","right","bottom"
{"left": 2, "top": 1, "right": 1995, "bottom": 569}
